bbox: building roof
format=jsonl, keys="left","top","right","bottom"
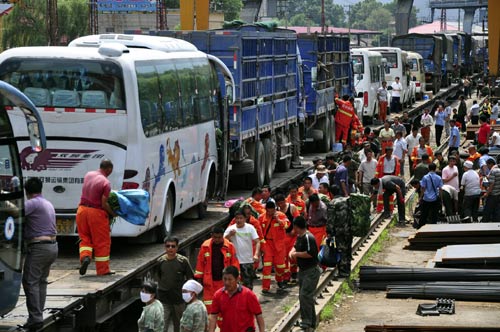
{"left": 285, "top": 26, "right": 382, "bottom": 35}
{"left": 409, "top": 21, "right": 484, "bottom": 34}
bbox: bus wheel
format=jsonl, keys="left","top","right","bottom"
{"left": 263, "top": 138, "right": 275, "bottom": 184}
{"left": 158, "top": 189, "right": 174, "bottom": 242}
{"left": 317, "top": 116, "right": 331, "bottom": 152}
{"left": 247, "top": 141, "right": 265, "bottom": 188}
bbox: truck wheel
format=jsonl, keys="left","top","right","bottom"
{"left": 263, "top": 138, "right": 275, "bottom": 184}
{"left": 329, "top": 114, "right": 335, "bottom": 145}
{"left": 247, "top": 141, "right": 266, "bottom": 188}
{"left": 317, "top": 116, "right": 331, "bottom": 152}
{"left": 276, "top": 134, "right": 291, "bottom": 172}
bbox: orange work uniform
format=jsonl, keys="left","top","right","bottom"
{"left": 374, "top": 155, "right": 401, "bottom": 213}
{"left": 285, "top": 195, "right": 307, "bottom": 217}
{"left": 281, "top": 203, "right": 300, "bottom": 281}
{"left": 259, "top": 211, "right": 289, "bottom": 291}
{"left": 194, "top": 238, "right": 239, "bottom": 312}
{"left": 335, "top": 98, "right": 356, "bottom": 145}
{"left": 410, "top": 145, "right": 434, "bottom": 169}
{"left": 245, "top": 197, "right": 265, "bottom": 215}
{"left": 76, "top": 169, "right": 112, "bottom": 275}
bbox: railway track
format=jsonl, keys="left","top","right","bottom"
{"left": 270, "top": 84, "right": 470, "bottom": 332}
{"left": 0, "top": 83, "right": 466, "bottom": 332}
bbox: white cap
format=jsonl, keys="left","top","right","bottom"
{"left": 464, "top": 160, "right": 473, "bottom": 169}
{"left": 182, "top": 280, "right": 203, "bottom": 295}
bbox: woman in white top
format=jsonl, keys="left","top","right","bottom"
{"left": 420, "top": 108, "right": 434, "bottom": 144}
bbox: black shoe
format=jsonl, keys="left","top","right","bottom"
{"left": 338, "top": 271, "right": 350, "bottom": 278}
{"left": 277, "top": 281, "right": 287, "bottom": 290}
{"left": 291, "top": 272, "right": 297, "bottom": 280}
{"left": 79, "top": 256, "right": 91, "bottom": 276}
{"left": 381, "top": 212, "right": 391, "bottom": 219}
{"left": 23, "top": 322, "right": 43, "bottom": 332}
{"left": 261, "top": 289, "right": 271, "bottom": 295}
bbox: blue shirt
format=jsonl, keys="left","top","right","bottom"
{"left": 334, "top": 164, "right": 349, "bottom": 193}
{"left": 448, "top": 126, "right": 460, "bottom": 148}
{"left": 420, "top": 172, "right": 443, "bottom": 202}
{"left": 435, "top": 110, "right": 447, "bottom": 126}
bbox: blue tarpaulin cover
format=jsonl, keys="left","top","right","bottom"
{"left": 111, "top": 189, "right": 150, "bottom": 226}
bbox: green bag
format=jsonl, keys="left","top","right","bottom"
{"left": 349, "top": 193, "right": 371, "bottom": 237}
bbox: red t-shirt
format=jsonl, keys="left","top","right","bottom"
{"left": 211, "top": 285, "right": 262, "bottom": 332}
{"left": 80, "top": 169, "right": 111, "bottom": 208}
{"left": 478, "top": 123, "right": 491, "bottom": 145}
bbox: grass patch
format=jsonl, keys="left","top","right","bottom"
{"left": 283, "top": 304, "right": 292, "bottom": 313}
{"left": 319, "top": 226, "right": 391, "bottom": 322}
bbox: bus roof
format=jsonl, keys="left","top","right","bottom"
{"left": 69, "top": 34, "right": 199, "bottom": 53}
{"left": 406, "top": 51, "right": 423, "bottom": 60}
{"left": 351, "top": 48, "right": 383, "bottom": 58}
{"left": 0, "top": 45, "right": 206, "bottom": 62}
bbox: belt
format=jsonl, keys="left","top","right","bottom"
{"left": 383, "top": 172, "right": 394, "bottom": 175}
{"left": 28, "top": 240, "right": 57, "bottom": 246}
{"left": 80, "top": 204, "right": 103, "bottom": 209}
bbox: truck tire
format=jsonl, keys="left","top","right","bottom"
{"left": 317, "top": 116, "right": 331, "bottom": 152}
{"left": 263, "top": 138, "right": 275, "bottom": 184}
{"left": 247, "top": 141, "right": 266, "bottom": 188}
{"left": 276, "top": 134, "right": 291, "bottom": 172}
{"left": 329, "top": 114, "right": 335, "bottom": 146}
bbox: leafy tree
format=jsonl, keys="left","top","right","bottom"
{"left": 286, "top": 0, "right": 345, "bottom": 27}
{"left": 222, "top": 0, "right": 242, "bottom": 21}
{"left": 58, "top": 0, "right": 89, "bottom": 43}
{"left": 2, "top": 0, "right": 46, "bottom": 49}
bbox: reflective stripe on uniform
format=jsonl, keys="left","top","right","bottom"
{"left": 276, "top": 264, "right": 286, "bottom": 269}
{"left": 262, "top": 275, "right": 273, "bottom": 280}
{"left": 195, "top": 270, "right": 204, "bottom": 275}
{"left": 204, "top": 300, "right": 212, "bottom": 305}
{"left": 263, "top": 262, "right": 272, "bottom": 267}
{"left": 79, "top": 246, "right": 93, "bottom": 253}
{"left": 204, "top": 252, "right": 210, "bottom": 257}
{"left": 225, "top": 253, "right": 232, "bottom": 257}
{"left": 95, "top": 256, "right": 109, "bottom": 262}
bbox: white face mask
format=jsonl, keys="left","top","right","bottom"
{"left": 140, "top": 291, "right": 152, "bottom": 303}
{"left": 182, "top": 292, "right": 193, "bottom": 303}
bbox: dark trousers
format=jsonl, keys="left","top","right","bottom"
{"left": 462, "top": 194, "right": 480, "bottom": 222}
{"left": 384, "top": 189, "right": 405, "bottom": 222}
{"left": 408, "top": 155, "right": 415, "bottom": 177}
{"left": 482, "top": 195, "right": 500, "bottom": 222}
{"left": 390, "top": 96, "right": 401, "bottom": 113}
{"left": 420, "top": 199, "right": 441, "bottom": 226}
{"left": 22, "top": 242, "right": 58, "bottom": 325}
{"left": 240, "top": 263, "right": 255, "bottom": 290}
{"left": 457, "top": 116, "right": 466, "bottom": 132}
{"left": 471, "top": 115, "right": 479, "bottom": 125}
{"left": 298, "top": 266, "right": 321, "bottom": 329}
{"left": 435, "top": 125, "right": 444, "bottom": 146}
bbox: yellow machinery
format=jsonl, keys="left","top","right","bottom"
{"left": 489, "top": 0, "right": 500, "bottom": 76}
{"left": 180, "top": 0, "right": 209, "bottom": 30}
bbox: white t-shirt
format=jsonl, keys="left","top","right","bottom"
{"left": 311, "top": 173, "right": 330, "bottom": 190}
{"left": 393, "top": 138, "right": 408, "bottom": 160}
{"left": 490, "top": 132, "right": 500, "bottom": 146}
{"left": 224, "top": 223, "right": 259, "bottom": 264}
{"left": 405, "top": 133, "right": 422, "bottom": 155}
{"left": 442, "top": 165, "right": 459, "bottom": 192}
{"left": 461, "top": 169, "right": 481, "bottom": 196}
{"left": 383, "top": 156, "right": 396, "bottom": 174}
{"left": 442, "top": 184, "right": 459, "bottom": 201}
{"left": 358, "top": 159, "right": 377, "bottom": 183}
{"left": 391, "top": 82, "right": 402, "bottom": 97}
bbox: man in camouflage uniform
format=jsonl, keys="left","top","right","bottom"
{"left": 326, "top": 197, "right": 353, "bottom": 278}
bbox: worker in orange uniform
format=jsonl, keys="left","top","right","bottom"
{"left": 246, "top": 187, "right": 265, "bottom": 215}
{"left": 286, "top": 183, "right": 307, "bottom": 219}
{"left": 194, "top": 226, "right": 239, "bottom": 312}
{"left": 298, "top": 176, "right": 317, "bottom": 202}
{"left": 335, "top": 95, "right": 356, "bottom": 146}
{"left": 259, "top": 201, "right": 289, "bottom": 294}
{"left": 275, "top": 194, "right": 300, "bottom": 284}
{"left": 350, "top": 113, "right": 364, "bottom": 147}
{"left": 77, "top": 159, "right": 116, "bottom": 276}
{"left": 410, "top": 137, "right": 434, "bottom": 170}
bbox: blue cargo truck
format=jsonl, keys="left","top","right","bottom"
{"left": 392, "top": 33, "right": 443, "bottom": 94}
{"left": 296, "top": 33, "right": 351, "bottom": 152}
{"left": 157, "top": 28, "right": 353, "bottom": 186}
{"left": 157, "top": 27, "right": 302, "bottom": 187}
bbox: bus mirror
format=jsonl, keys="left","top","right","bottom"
{"left": 27, "top": 121, "right": 43, "bottom": 152}
{"left": 357, "top": 92, "right": 363, "bottom": 98}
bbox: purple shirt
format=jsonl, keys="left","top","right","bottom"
{"left": 24, "top": 194, "right": 56, "bottom": 239}
{"left": 334, "top": 164, "right": 349, "bottom": 193}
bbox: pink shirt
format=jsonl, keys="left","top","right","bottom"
{"left": 80, "top": 169, "right": 111, "bottom": 209}
{"left": 442, "top": 165, "right": 459, "bottom": 192}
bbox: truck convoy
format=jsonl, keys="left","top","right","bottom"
{"left": 157, "top": 27, "right": 352, "bottom": 187}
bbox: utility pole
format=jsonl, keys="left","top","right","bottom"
{"left": 46, "top": 0, "right": 58, "bottom": 45}
{"left": 321, "top": 0, "right": 325, "bottom": 33}
{"left": 89, "top": 0, "right": 98, "bottom": 35}
{"left": 156, "top": 0, "right": 167, "bottom": 30}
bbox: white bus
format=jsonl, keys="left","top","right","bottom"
{"left": 368, "top": 47, "right": 415, "bottom": 109}
{"left": 0, "top": 42, "right": 232, "bottom": 240}
{"left": 351, "top": 48, "right": 385, "bottom": 124}
{"left": 407, "top": 51, "right": 426, "bottom": 100}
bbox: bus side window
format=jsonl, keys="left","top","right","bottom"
{"left": 136, "top": 64, "right": 162, "bottom": 137}
{"left": 157, "top": 62, "right": 181, "bottom": 131}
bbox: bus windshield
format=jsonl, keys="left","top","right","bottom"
{"left": 0, "top": 58, "right": 126, "bottom": 110}
{"left": 381, "top": 52, "right": 398, "bottom": 69}
{"left": 351, "top": 55, "right": 364, "bottom": 74}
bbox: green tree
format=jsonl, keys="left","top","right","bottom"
{"left": 2, "top": 0, "right": 46, "bottom": 49}
{"left": 222, "top": 0, "right": 242, "bottom": 21}
{"left": 58, "top": 0, "right": 89, "bottom": 43}
{"left": 286, "top": 0, "right": 345, "bottom": 27}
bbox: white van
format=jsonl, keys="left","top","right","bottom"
{"left": 407, "top": 51, "right": 426, "bottom": 100}
{"left": 351, "top": 48, "right": 385, "bottom": 124}
{"left": 368, "top": 47, "right": 415, "bottom": 109}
